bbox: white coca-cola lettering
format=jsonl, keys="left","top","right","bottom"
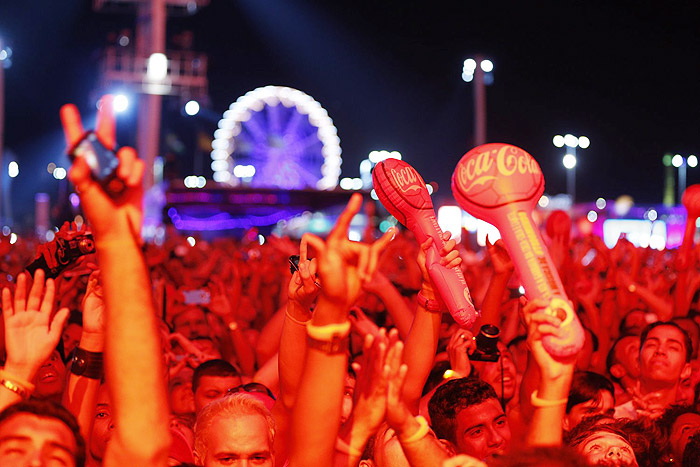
{"left": 390, "top": 166, "right": 422, "bottom": 193}
{"left": 496, "top": 146, "right": 539, "bottom": 177}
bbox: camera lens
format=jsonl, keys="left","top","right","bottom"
{"left": 480, "top": 324, "right": 500, "bottom": 339}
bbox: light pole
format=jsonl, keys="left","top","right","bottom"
{"left": 0, "top": 39, "right": 12, "bottom": 225}
{"left": 463, "top": 56, "right": 494, "bottom": 147}
{"left": 671, "top": 154, "right": 697, "bottom": 203}
{"left": 553, "top": 134, "right": 590, "bottom": 204}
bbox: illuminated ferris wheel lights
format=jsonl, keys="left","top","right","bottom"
{"left": 211, "top": 149, "right": 229, "bottom": 160}
{"left": 340, "top": 178, "right": 353, "bottom": 190}
{"left": 211, "top": 139, "right": 229, "bottom": 150}
{"left": 211, "top": 160, "right": 229, "bottom": 172}
{"left": 233, "top": 165, "right": 256, "bottom": 178}
{"left": 214, "top": 85, "right": 342, "bottom": 189}
{"left": 213, "top": 171, "right": 231, "bottom": 183}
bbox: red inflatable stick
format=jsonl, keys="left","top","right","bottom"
{"left": 451, "top": 143, "right": 584, "bottom": 357}
{"left": 372, "top": 159, "right": 478, "bottom": 329}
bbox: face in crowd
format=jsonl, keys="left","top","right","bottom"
{"left": 194, "top": 394, "right": 274, "bottom": 467}
{"left": 194, "top": 374, "right": 242, "bottom": 414}
{"left": 471, "top": 342, "right": 518, "bottom": 404}
{"left": 172, "top": 306, "right": 211, "bottom": 340}
{"left": 639, "top": 324, "right": 691, "bottom": 389}
{"left": 33, "top": 350, "right": 67, "bottom": 402}
{"left": 453, "top": 398, "right": 510, "bottom": 460}
{"left": 0, "top": 401, "right": 84, "bottom": 467}
{"left": 576, "top": 430, "right": 639, "bottom": 466}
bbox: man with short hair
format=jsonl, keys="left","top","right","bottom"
{"left": 615, "top": 321, "right": 692, "bottom": 420}
{"left": 564, "top": 371, "right": 616, "bottom": 431}
{"left": 194, "top": 393, "right": 274, "bottom": 466}
{"left": 172, "top": 306, "right": 211, "bottom": 340}
{"left": 192, "top": 359, "right": 242, "bottom": 414}
{"left": 428, "top": 377, "right": 510, "bottom": 461}
{"left": 0, "top": 400, "right": 85, "bottom": 467}
{"left": 606, "top": 335, "right": 641, "bottom": 401}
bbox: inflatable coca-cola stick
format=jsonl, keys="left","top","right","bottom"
{"left": 372, "top": 158, "right": 478, "bottom": 329}
{"left": 680, "top": 185, "right": 700, "bottom": 262}
{"left": 451, "top": 143, "right": 584, "bottom": 357}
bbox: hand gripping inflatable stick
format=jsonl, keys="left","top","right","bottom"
{"left": 372, "top": 159, "right": 478, "bottom": 329}
{"left": 451, "top": 143, "right": 584, "bottom": 357}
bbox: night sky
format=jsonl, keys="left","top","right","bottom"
{"left": 2, "top": 0, "right": 700, "bottom": 224}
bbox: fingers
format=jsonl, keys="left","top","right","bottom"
{"left": 330, "top": 193, "right": 362, "bottom": 240}
{"left": 364, "top": 227, "right": 395, "bottom": 281}
{"left": 48, "top": 307, "right": 70, "bottom": 343}
{"left": 96, "top": 95, "right": 116, "bottom": 150}
{"left": 27, "top": 269, "right": 45, "bottom": 313}
{"left": 1, "top": 287, "right": 13, "bottom": 318}
{"left": 300, "top": 236, "right": 309, "bottom": 263}
{"left": 117, "top": 146, "right": 136, "bottom": 182}
{"left": 40, "top": 278, "right": 56, "bottom": 316}
{"left": 68, "top": 156, "right": 95, "bottom": 193}
{"left": 60, "top": 103, "right": 85, "bottom": 148}
{"left": 14, "top": 272, "right": 27, "bottom": 313}
{"left": 303, "top": 233, "right": 325, "bottom": 257}
{"left": 127, "top": 158, "right": 145, "bottom": 188}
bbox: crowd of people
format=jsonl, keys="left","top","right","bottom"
{"left": 2, "top": 96, "right": 700, "bottom": 466}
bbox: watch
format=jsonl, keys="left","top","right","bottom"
{"left": 70, "top": 347, "right": 104, "bottom": 380}
{"left": 417, "top": 290, "right": 442, "bottom": 312}
{"left": 306, "top": 334, "right": 349, "bottom": 355}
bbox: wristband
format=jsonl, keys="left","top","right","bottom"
{"left": 417, "top": 290, "right": 442, "bottom": 312}
{"left": 70, "top": 347, "right": 104, "bottom": 380}
{"left": 285, "top": 310, "right": 311, "bottom": 326}
{"left": 306, "top": 321, "right": 351, "bottom": 341}
{"left": 306, "top": 321, "right": 351, "bottom": 355}
{"left": 398, "top": 415, "right": 430, "bottom": 444}
{"left": 530, "top": 390, "right": 568, "bottom": 407}
{"left": 335, "top": 437, "right": 363, "bottom": 458}
{"left": 0, "top": 369, "right": 35, "bottom": 400}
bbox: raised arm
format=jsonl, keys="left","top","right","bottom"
{"left": 0, "top": 270, "right": 68, "bottom": 410}
{"left": 289, "top": 194, "right": 394, "bottom": 466}
{"left": 62, "top": 95, "right": 170, "bottom": 466}
{"left": 403, "top": 233, "right": 462, "bottom": 411}
{"left": 63, "top": 270, "right": 105, "bottom": 443}
{"left": 522, "top": 300, "right": 576, "bottom": 447}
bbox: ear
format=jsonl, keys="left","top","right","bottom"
{"left": 359, "top": 460, "right": 375, "bottom": 467}
{"left": 562, "top": 414, "right": 570, "bottom": 431}
{"left": 437, "top": 438, "right": 457, "bottom": 456}
{"left": 610, "top": 363, "right": 625, "bottom": 380}
{"left": 681, "top": 363, "right": 692, "bottom": 381}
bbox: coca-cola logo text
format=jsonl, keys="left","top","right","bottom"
{"left": 457, "top": 146, "right": 540, "bottom": 193}
{"left": 390, "top": 166, "right": 422, "bottom": 193}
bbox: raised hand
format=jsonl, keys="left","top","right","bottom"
{"left": 417, "top": 232, "right": 462, "bottom": 286}
{"left": 446, "top": 329, "right": 475, "bottom": 379}
{"left": 304, "top": 193, "right": 395, "bottom": 313}
{"left": 521, "top": 298, "right": 576, "bottom": 381}
{"left": 287, "top": 237, "right": 320, "bottom": 310}
{"left": 2, "top": 270, "right": 69, "bottom": 380}
{"left": 61, "top": 95, "right": 144, "bottom": 242}
{"left": 486, "top": 239, "right": 514, "bottom": 276}
{"left": 82, "top": 270, "right": 105, "bottom": 335}
{"left": 349, "top": 329, "right": 397, "bottom": 434}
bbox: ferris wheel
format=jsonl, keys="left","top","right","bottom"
{"left": 210, "top": 86, "right": 342, "bottom": 190}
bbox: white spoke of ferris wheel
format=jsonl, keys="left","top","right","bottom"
{"left": 288, "top": 133, "right": 324, "bottom": 156}
{"left": 242, "top": 114, "right": 270, "bottom": 144}
{"left": 282, "top": 110, "right": 305, "bottom": 139}
{"left": 267, "top": 104, "right": 283, "bottom": 135}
